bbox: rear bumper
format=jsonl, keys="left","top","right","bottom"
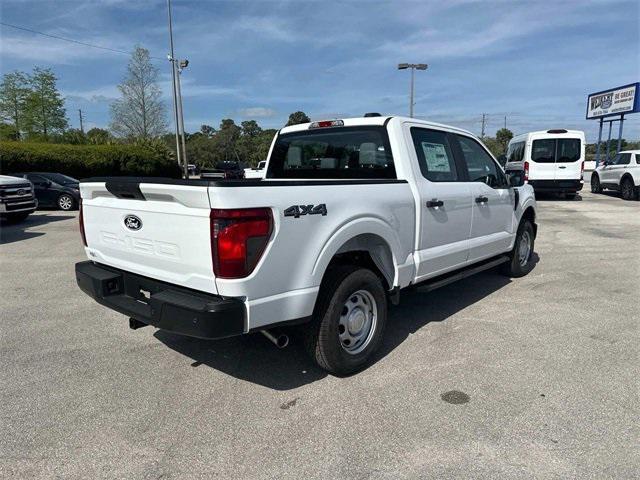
{"left": 528, "top": 179, "right": 583, "bottom": 193}
{"left": 75, "top": 261, "right": 246, "bottom": 339}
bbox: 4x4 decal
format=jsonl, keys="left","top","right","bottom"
{"left": 284, "top": 204, "right": 327, "bottom": 218}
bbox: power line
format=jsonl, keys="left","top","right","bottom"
{"left": 0, "top": 21, "right": 166, "bottom": 61}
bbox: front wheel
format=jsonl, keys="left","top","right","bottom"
{"left": 620, "top": 177, "right": 637, "bottom": 201}
{"left": 501, "top": 219, "right": 535, "bottom": 278}
{"left": 58, "top": 194, "right": 75, "bottom": 211}
{"left": 305, "top": 266, "right": 387, "bottom": 376}
{"left": 591, "top": 174, "right": 602, "bottom": 193}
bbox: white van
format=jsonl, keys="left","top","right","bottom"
{"left": 505, "top": 129, "right": 585, "bottom": 197}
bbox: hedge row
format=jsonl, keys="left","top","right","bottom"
{"left": 0, "top": 141, "right": 182, "bottom": 179}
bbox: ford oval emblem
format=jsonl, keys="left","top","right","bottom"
{"left": 124, "top": 215, "right": 142, "bottom": 231}
{"left": 16, "top": 189, "right": 26, "bottom": 196}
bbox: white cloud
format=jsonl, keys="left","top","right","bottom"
{"left": 237, "top": 107, "right": 276, "bottom": 118}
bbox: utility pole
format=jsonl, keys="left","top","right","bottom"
{"left": 166, "top": 0, "right": 185, "bottom": 178}
{"left": 504, "top": 115, "right": 507, "bottom": 130}
{"left": 78, "top": 109, "right": 84, "bottom": 134}
{"left": 176, "top": 60, "right": 188, "bottom": 173}
{"left": 481, "top": 113, "right": 487, "bottom": 138}
{"left": 397, "top": 63, "right": 428, "bottom": 118}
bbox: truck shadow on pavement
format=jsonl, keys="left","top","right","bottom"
{"left": 0, "top": 212, "right": 74, "bottom": 245}
{"left": 154, "top": 262, "right": 537, "bottom": 390}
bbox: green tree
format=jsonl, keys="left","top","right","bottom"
{"left": 86, "top": 127, "right": 113, "bottom": 144}
{"left": 286, "top": 111, "right": 310, "bottom": 126}
{"left": 0, "top": 122, "right": 20, "bottom": 141}
{"left": 482, "top": 136, "right": 502, "bottom": 157}
{"left": 495, "top": 128, "right": 513, "bottom": 153}
{"left": 241, "top": 120, "right": 262, "bottom": 137}
{"left": 0, "top": 71, "right": 30, "bottom": 138}
{"left": 58, "top": 128, "right": 86, "bottom": 144}
{"left": 200, "top": 124, "right": 215, "bottom": 137}
{"left": 23, "top": 67, "right": 68, "bottom": 139}
{"left": 110, "top": 46, "right": 166, "bottom": 139}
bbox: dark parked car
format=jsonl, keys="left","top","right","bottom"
{"left": 200, "top": 161, "right": 245, "bottom": 180}
{"left": 12, "top": 172, "right": 80, "bottom": 211}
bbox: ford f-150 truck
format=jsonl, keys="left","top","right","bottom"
{"left": 76, "top": 116, "right": 537, "bottom": 375}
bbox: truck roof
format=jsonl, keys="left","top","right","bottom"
{"left": 280, "top": 115, "right": 475, "bottom": 137}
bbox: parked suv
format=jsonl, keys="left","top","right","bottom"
{"left": 13, "top": 172, "right": 80, "bottom": 210}
{"left": 0, "top": 175, "right": 37, "bottom": 222}
{"left": 591, "top": 150, "right": 640, "bottom": 200}
{"left": 505, "top": 129, "right": 585, "bottom": 198}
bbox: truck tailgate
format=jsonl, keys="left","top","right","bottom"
{"left": 80, "top": 180, "right": 217, "bottom": 294}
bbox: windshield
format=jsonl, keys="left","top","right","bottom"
{"left": 43, "top": 173, "right": 79, "bottom": 184}
{"left": 267, "top": 126, "right": 395, "bottom": 179}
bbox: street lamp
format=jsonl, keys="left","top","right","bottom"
{"left": 397, "top": 63, "right": 428, "bottom": 118}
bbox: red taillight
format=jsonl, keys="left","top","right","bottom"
{"left": 524, "top": 161, "right": 529, "bottom": 181}
{"left": 210, "top": 208, "right": 273, "bottom": 279}
{"left": 79, "top": 200, "right": 87, "bottom": 247}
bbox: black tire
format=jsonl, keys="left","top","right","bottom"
{"left": 501, "top": 219, "right": 535, "bottom": 278}
{"left": 591, "top": 174, "right": 602, "bottom": 193}
{"left": 304, "top": 265, "right": 387, "bottom": 376}
{"left": 620, "top": 176, "right": 636, "bottom": 201}
{"left": 57, "top": 193, "right": 75, "bottom": 211}
{"left": 566, "top": 193, "right": 577, "bottom": 200}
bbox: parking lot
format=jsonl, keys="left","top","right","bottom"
{"left": 1, "top": 187, "right": 638, "bottom": 479}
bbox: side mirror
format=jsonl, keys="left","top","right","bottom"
{"left": 44, "top": 180, "right": 52, "bottom": 188}
{"left": 506, "top": 169, "right": 525, "bottom": 187}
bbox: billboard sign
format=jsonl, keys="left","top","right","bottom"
{"left": 586, "top": 83, "right": 640, "bottom": 119}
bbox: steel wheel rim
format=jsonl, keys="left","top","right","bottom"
{"left": 59, "top": 195, "right": 72, "bottom": 210}
{"left": 338, "top": 289, "right": 377, "bottom": 355}
{"left": 518, "top": 230, "right": 531, "bottom": 267}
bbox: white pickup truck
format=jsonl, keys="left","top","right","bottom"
{"left": 76, "top": 116, "right": 537, "bottom": 375}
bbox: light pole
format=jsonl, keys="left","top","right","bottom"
{"left": 397, "top": 63, "right": 428, "bottom": 117}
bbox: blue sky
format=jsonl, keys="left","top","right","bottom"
{"left": 1, "top": 0, "right": 639, "bottom": 140}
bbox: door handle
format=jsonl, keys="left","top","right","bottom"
{"left": 558, "top": 166, "right": 567, "bottom": 169}
{"left": 426, "top": 199, "right": 444, "bottom": 208}
{"left": 475, "top": 196, "right": 489, "bottom": 204}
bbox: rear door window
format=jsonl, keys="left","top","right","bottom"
{"left": 531, "top": 139, "right": 556, "bottom": 163}
{"left": 410, "top": 127, "right": 460, "bottom": 182}
{"left": 613, "top": 153, "right": 631, "bottom": 165}
{"left": 267, "top": 126, "right": 395, "bottom": 179}
{"left": 556, "top": 139, "right": 581, "bottom": 163}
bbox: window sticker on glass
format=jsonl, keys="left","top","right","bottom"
{"left": 422, "top": 142, "right": 451, "bottom": 173}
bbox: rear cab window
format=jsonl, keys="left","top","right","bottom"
{"left": 267, "top": 126, "right": 395, "bottom": 179}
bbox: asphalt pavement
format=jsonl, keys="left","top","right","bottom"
{"left": 1, "top": 188, "right": 638, "bottom": 479}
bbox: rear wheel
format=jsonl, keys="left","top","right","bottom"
{"left": 591, "top": 174, "right": 602, "bottom": 193}
{"left": 58, "top": 194, "right": 75, "bottom": 211}
{"left": 304, "top": 265, "right": 387, "bottom": 376}
{"left": 501, "top": 219, "right": 535, "bottom": 278}
{"left": 620, "top": 177, "right": 636, "bottom": 201}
